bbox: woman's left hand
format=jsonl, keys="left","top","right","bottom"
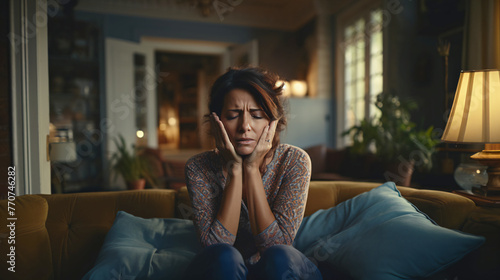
{"left": 244, "top": 120, "right": 278, "bottom": 169}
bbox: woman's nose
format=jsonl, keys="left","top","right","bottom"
{"left": 239, "top": 113, "right": 251, "bottom": 132}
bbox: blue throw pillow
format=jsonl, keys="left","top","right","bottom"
{"left": 83, "top": 211, "right": 201, "bottom": 280}
{"left": 294, "top": 182, "right": 485, "bottom": 280}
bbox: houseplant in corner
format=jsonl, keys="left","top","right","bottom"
{"left": 343, "top": 92, "right": 440, "bottom": 186}
{"left": 110, "top": 135, "right": 153, "bottom": 190}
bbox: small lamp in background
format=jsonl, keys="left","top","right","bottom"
{"left": 290, "top": 80, "right": 308, "bottom": 97}
{"left": 441, "top": 69, "right": 500, "bottom": 196}
{"left": 276, "top": 80, "right": 291, "bottom": 97}
{"left": 49, "top": 141, "right": 77, "bottom": 194}
{"left": 49, "top": 141, "right": 77, "bottom": 163}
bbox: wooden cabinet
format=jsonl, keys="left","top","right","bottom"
{"left": 156, "top": 52, "right": 219, "bottom": 151}
{"left": 48, "top": 18, "right": 103, "bottom": 193}
{"left": 178, "top": 73, "right": 200, "bottom": 149}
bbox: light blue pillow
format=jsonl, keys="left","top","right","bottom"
{"left": 294, "top": 182, "right": 485, "bottom": 280}
{"left": 83, "top": 211, "right": 201, "bottom": 280}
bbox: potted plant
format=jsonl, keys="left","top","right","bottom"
{"left": 343, "top": 92, "right": 440, "bottom": 186}
{"left": 110, "top": 135, "right": 153, "bottom": 190}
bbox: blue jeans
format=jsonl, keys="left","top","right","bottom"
{"left": 183, "top": 243, "right": 322, "bottom": 280}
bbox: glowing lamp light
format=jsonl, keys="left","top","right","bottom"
{"left": 442, "top": 69, "right": 500, "bottom": 196}
{"left": 276, "top": 80, "right": 291, "bottom": 97}
{"left": 290, "top": 80, "right": 308, "bottom": 97}
{"left": 136, "top": 130, "right": 145, "bottom": 138}
{"left": 168, "top": 117, "right": 177, "bottom": 126}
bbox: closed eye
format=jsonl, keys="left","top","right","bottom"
{"left": 225, "top": 114, "right": 238, "bottom": 120}
{"left": 250, "top": 109, "right": 265, "bottom": 119}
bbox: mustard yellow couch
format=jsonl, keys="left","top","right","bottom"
{"left": 1, "top": 181, "right": 499, "bottom": 280}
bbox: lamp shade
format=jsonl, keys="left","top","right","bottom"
{"left": 442, "top": 69, "right": 500, "bottom": 143}
{"left": 50, "top": 141, "right": 77, "bottom": 162}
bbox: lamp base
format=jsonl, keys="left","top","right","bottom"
{"left": 453, "top": 145, "right": 500, "bottom": 206}
{"left": 469, "top": 144, "right": 500, "bottom": 197}
{"left": 471, "top": 186, "right": 500, "bottom": 197}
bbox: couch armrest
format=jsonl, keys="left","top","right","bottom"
{"left": 0, "top": 195, "right": 53, "bottom": 280}
{"left": 460, "top": 207, "right": 500, "bottom": 277}
{"left": 40, "top": 189, "right": 177, "bottom": 280}
{"left": 398, "top": 187, "right": 476, "bottom": 229}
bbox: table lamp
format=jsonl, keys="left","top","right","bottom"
{"left": 49, "top": 141, "right": 77, "bottom": 193}
{"left": 441, "top": 69, "right": 500, "bottom": 196}
{"left": 49, "top": 141, "right": 77, "bottom": 163}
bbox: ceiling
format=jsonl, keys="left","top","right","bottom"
{"left": 75, "top": 0, "right": 352, "bottom": 31}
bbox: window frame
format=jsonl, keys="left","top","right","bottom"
{"left": 335, "top": 0, "right": 386, "bottom": 148}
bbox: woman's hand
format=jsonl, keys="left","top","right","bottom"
{"left": 211, "top": 113, "right": 243, "bottom": 170}
{"left": 244, "top": 120, "right": 278, "bottom": 170}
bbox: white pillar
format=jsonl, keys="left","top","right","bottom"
{"left": 10, "top": 0, "right": 51, "bottom": 194}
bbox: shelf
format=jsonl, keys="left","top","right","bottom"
{"left": 48, "top": 17, "right": 103, "bottom": 193}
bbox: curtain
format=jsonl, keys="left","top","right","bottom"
{"left": 462, "top": 0, "right": 500, "bottom": 70}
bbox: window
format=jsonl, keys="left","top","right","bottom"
{"left": 338, "top": 8, "right": 384, "bottom": 145}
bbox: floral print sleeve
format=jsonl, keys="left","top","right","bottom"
{"left": 185, "top": 144, "right": 312, "bottom": 262}
{"left": 253, "top": 148, "right": 311, "bottom": 251}
{"left": 185, "top": 153, "right": 236, "bottom": 247}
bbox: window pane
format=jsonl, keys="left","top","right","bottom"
{"left": 343, "top": 8, "right": 382, "bottom": 137}
{"left": 356, "top": 40, "right": 365, "bottom": 61}
{"left": 370, "top": 53, "right": 383, "bottom": 75}
{"left": 345, "top": 63, "right": 351, "bottom": 83}
{"left": 369, "top": 74, "right": 382, "bottom": 118}
{"left": 357, "top": 60, "right": 365, "bottom": 79}
{"left": 370, "top": 74, "right": 383, "bottom": 98}
{"left": 370, "top": 31, "right": 382, "bottom": 55}
{"left": 369, "top": 9, "right": 383, "bottom": 33}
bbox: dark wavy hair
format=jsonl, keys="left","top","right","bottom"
{"left": 206, "top": 67, "right": 287, "bottom": 164}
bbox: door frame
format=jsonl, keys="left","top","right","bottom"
{"left": 10, "top": 0, "right": 51, "bottom": 195}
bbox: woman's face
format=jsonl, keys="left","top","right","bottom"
{"left": 220, "top": 89, "right": 270, "bottom": 156}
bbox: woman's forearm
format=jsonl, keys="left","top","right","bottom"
{"left": 216, "top": 164, "right": 243, "bottom": 236}
{"left": 244, "top": 165, "right": 276, "bottom": 236}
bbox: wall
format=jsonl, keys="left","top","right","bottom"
{"left": 385, "top": 0, "right": 465, "bottom": 132}
{"left": 75, "top": 11, "right": 333, "bottom": 149}
{"left": 281, "top": 97, "right": 330, "bottom": 149}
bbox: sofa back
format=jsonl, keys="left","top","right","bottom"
{"left": 0, "top": 181, "right": 478, "bottom": 280}
{"left": 0, "top": 189, "right": 177, "bottom": 280}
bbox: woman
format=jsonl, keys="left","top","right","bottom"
{"left": 183, "top": 67, "right": 321, "bottom": 280}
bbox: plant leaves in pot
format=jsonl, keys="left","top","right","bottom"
{"left": 110, "top": 135, "right": 153, "bottom": 190}
{"left": 342, "top": 92, "right": 440, "bottom": 186}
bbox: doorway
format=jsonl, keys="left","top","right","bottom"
{"left": 156, "top": 52, "right": 220, "bottom": 151}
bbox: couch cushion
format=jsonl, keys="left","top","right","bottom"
{"left": 83, "top": 211, "right": 201, "bottom": 280}
{"left": 294, "top": 182, "right": 485, "bottom": 280}
{"left": 41, "top": 189, "right": 176, "bottom": 280}
{"left": 0, "top": 195, "right": 53, "bottom": 280}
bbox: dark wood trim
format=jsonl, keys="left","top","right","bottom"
{"left": 453, "top": 190, "right": 500, "bottom": 207}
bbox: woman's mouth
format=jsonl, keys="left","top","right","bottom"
{"left": 236, "top": 138, "right": 254, "bottom": 145}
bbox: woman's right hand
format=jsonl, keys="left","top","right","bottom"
{"left": 211, "top": 113, "right": 243, "bottom": 171}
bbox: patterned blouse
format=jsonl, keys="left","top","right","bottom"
{"left": 185, "top": 144, "right": 311, "bottom": 264}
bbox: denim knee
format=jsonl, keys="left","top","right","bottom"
{"left": 260, "top": 244, "right": 293, "bottom": 268}
{"left": 207, "top": 243, "right": 244, "bottom": 266}
{"left": 256, "top": 245, "right": 322, "bottom": 280}
{"left": 188, "top": 243, "right": 246, "bottom": 280}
